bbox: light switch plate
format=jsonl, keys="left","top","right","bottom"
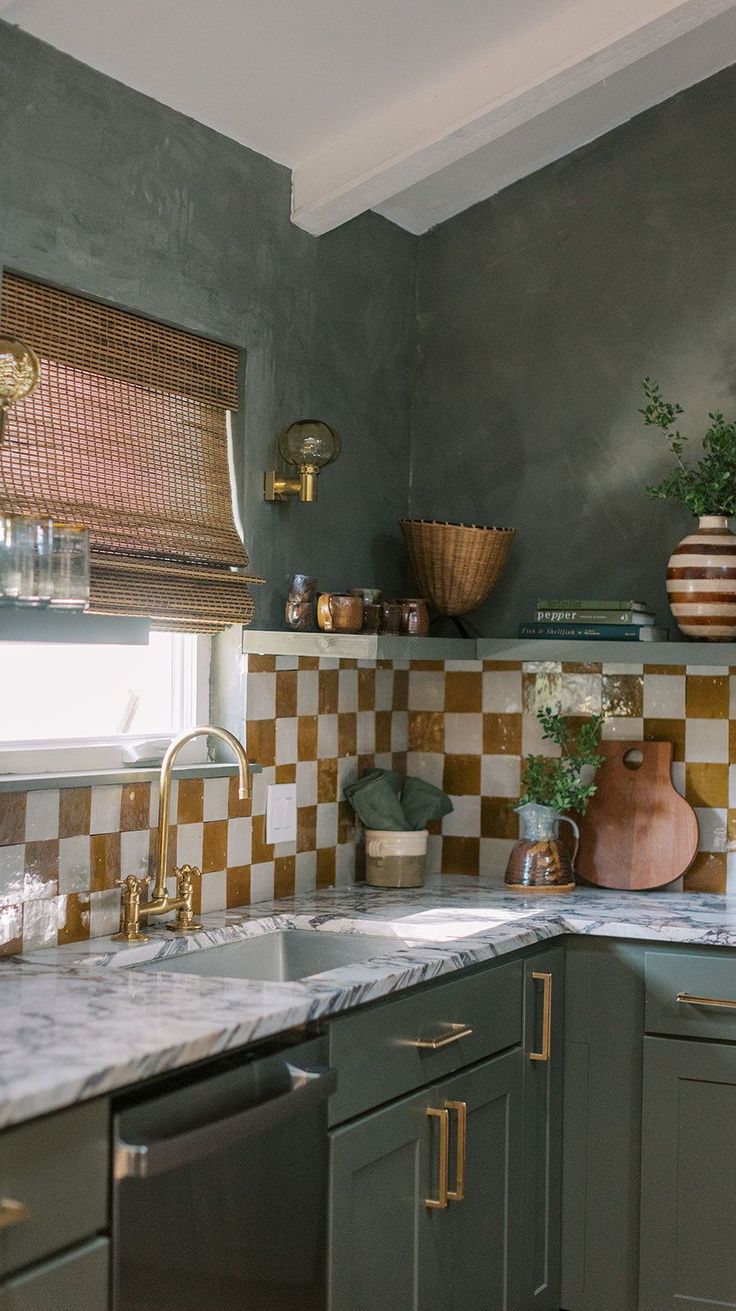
{"left": 266, "top": 783, "right": 297, "bottom": 844}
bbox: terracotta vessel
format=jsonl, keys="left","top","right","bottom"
{"left": 504, "top": 803, "right": 578, "bottom": 894}
{"left": 666, "top": 515, "right": 736, "bottom": 639}
{"left": 317, "top": 593, "right": 364, "bottom": 633}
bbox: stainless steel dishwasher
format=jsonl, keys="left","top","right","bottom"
{"left": 112, "top": 1033, "right": 334, "bottom": 1311}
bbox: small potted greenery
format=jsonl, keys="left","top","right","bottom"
{"left": 640, "top": 379, "right": 736, "bottom": 639}
{"left": 505, "top": 709, "right": 604, "bottom": 894}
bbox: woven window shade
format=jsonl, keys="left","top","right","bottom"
{"left": 0, "top": 273, "right": 261, "bottom": 632}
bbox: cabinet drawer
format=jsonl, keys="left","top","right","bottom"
{"left": 0, "top": 1101, "right": 108, "bottom": 1279}
{"left": 645, "top": 950, "right": 736, "bottom": 1042}
{"left": 329, "top": 958, "right": 522, "bottom": 1124}
{"left": 0, "top": 1239, "right": 108, "bottom": 1311}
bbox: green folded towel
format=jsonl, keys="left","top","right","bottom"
{"left": 344, "top": 768, "right": 453, "bottom": 832}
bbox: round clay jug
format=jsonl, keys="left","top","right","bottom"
{"left": 666, "top": 515, "right": 736, "bottom": 639}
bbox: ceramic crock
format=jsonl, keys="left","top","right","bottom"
{"left": 666, "top": 515, "right": 736, "bottom": 639}
{"left": 504, "top": 802, "right": 578, "bottom": 894}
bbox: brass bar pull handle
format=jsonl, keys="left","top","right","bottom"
{"left": 529, "top": 971, "right": 553, "bottom": 1062}
{"left": 445, "top": 1099, "right": 467, "bottom": 1202}
{"left": 676, "top": 992, "right": 736, "bottom": 1010}
{"left": 0, "top": 1198, "right": 31, "bottom": 1230}
{"left": 415, "top": 1024, "right": 473, "bottom": 1051}
{"left": 425, "top": 1107, "right": 450, "bottom": 1210}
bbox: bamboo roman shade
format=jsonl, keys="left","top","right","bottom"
{"left": 0, "top": 272, "right": 261, "bottom": 631}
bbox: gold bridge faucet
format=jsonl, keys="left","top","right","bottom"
{"left": 113, "top": 726, "right": 250, "bottom": 943}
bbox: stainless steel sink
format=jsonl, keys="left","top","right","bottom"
{"left": 135, "top": 928, "right": 404, "bottom": 983}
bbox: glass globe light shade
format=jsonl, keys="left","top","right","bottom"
{"left": 278, "top": 420, "right": 341, "bottom": 470}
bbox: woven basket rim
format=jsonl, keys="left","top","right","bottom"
{"left": 400, "top": 518, "right": 516, "bottom": 535}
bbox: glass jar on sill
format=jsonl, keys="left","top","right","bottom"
{"left": 50, "top": 523, "right": 90, "bottom": 610}
{"left": 2, "top": 515, "right": 53, "bottom": 607}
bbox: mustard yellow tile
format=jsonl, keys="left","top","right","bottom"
{"left": 684, "top": 851, "right": 726, "bottom": 893}
{"left": 643, "top": 718, "right": 686, "bottom": 762}
{"left": 686, "top": 675, "right": 729, "bottom": 719}
{"left": 685, "top": 763, "right": 729, "bottom": 808}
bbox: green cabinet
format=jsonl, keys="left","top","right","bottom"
{"left": 521, "top": 945, "right": 564, "bottom": 1310}
{"left": 328, "top": 1047, "right": 523, "bottom": 1311}
{"left": 639, "top": 1036, "right": 736, "bottom": 1310}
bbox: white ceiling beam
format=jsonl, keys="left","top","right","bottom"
{"left": 291, "top": 0, "right": 736, "bottom": 235}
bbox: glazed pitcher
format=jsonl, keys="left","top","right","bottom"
{"left": 504, "top": 802, "right": 579, "bottom": 894}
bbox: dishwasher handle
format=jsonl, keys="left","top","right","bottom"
{"left": 114, "top": 1062, "right": 337, "bottom": 1181}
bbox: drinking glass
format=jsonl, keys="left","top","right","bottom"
{"left": 50, "top": 523, "right": 90, "bottom": 609}
{"left": 7, "top": 516, "right": 53, "bottom": 606}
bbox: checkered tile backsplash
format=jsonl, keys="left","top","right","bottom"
{"left": 0, "top": 652, "right": 732, "bottom": 955}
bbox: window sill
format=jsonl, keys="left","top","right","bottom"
{"left": 0, "top": 761, "right": 262, "bottom": 793}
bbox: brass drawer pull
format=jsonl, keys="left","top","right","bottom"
{"left": 676, "top": 992, "right": 736, "bottom": 1010}
{"left": 445, "top": 1099, "right": 467, "bottom": 1202}
{"left": 0, "top": 1198, "right": 31, "bottom": 1230}
{"left": 415, "top": 1024, "right": 473, "bottom": 1051}
{"left": 529, "top": 971, "right": 553, "bottom": 1062}
{"left": 426, "top": 1106, "right": 450, "bottom": 1210}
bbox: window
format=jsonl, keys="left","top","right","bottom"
{"left": 0, "top": 633, "right": 210, "bottom": 773}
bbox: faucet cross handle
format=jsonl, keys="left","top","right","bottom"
{"left": 167, "top": 864, "right": 203, "bottom": 936}
{"left": 112, "top": 874, "right": 151, "bottom": 943}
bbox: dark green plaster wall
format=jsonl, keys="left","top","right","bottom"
{"left": 413, "top": 65, "right": 736, "bottom": 636}
{"left": 0, "top": 21, "right": 417, "bottom": 627}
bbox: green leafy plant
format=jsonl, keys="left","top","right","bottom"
{"left": 519, "top": 708, "right": 604, "bottom": 815}
{"left": 640, "top": 378, "right": 736, "bottom": 516}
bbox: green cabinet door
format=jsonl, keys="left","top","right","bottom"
{"left": 521, "top": 946, "right": 564, "bottom": 1310}
{"left": 640, "top": 1036, "right": 736, "bottom": 1310}
{"left": 429, "top": 1048, "right": 524, "bottom": 1311}
{"left": 328, "top": 1083, "right": 441, "bottom": 1311}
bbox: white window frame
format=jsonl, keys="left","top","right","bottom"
{"left": 0, "top": 634, "right": 211, "bottom": 776}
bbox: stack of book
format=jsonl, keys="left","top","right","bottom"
{"left": 519, "top": 599, "right": 668, "bottom": 642}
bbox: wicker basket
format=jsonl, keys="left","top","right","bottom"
{"left": 400, "top": 519, "right": 516, "bottom": 617}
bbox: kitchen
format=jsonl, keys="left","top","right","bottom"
{"left": 2, "top": 3, "right": 736, "bottom": 1309}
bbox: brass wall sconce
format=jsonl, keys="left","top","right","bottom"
{"left": 264, "top": 420, "right": 341, "bottom": 503}
{"left": 0, "top": 337, "right": 41, "bottom": 442}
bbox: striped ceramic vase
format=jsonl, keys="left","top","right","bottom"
{"left": 666, "top": 515, "right": 736, "bottom": 639}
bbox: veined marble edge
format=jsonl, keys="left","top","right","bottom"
{"left": 3, "top": 881, "right": 736, "bottom": 1130}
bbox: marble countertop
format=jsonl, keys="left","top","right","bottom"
{"left": 3, "top": 878, "right": 736, "bottom": 1130}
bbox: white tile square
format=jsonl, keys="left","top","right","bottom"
{"left": 176, "top": 823, "right": 204, "bottom": 868}
{"left": 317, "top": 714, "right": 338, "bottom": 759}
{"left": 479, "top": 838, "right": 514, "bottom": 881}
{"left": 275, "top": 716, "right": 298, "bottom": 765}
{"left": 337, "top": 756, "right": 358, "bottom": 799}
{"left": 203, "top": 776, "right": 230, "bottom": 822}
{"left": 25, "top": 789, "right": 60, "bottom": 842}
{"left": 406, "top": 752, "right": 445, "bottom": 790}
{"left": 250, "top": 862, "right": 275, "bottom": 902}
{"left": 730, "top": 675, "right": 736, "bottom": 718}
{"left": 444, "top": 713, "right": 482, "bottom": 754}
{"left": 0, "top": 845, "right": 24, "bottom": 903}
{"left": 559, "top": 673, "right": 602, "bottom": 716}
{"left": 295, "top": 850, "right": 317, "bottom": 893}
{"left": 671, "top": 762, "right": 686, "bottom": 798}
{"left": 695, "top": 807, "right": 727, "bottom": 852}
{"left": 601, "top": 663, "right": 644, "bottom": 675}
{"left": 201, "top": 870, "right": 226, "bottom": 913}
{"left": 445, "top": 659, "right": 480, "bottom": 672}
{"left": 246, "top": 671, "right": 275, "bottom": 720}
{"left": 338, "top": 669, "right": 358, "bottom": 712}
{"left": 296, "top": 760, "right": 318, "bottom": 807}
{"left": 391, "top": 710, "right": 409, "bottom": 753}
{"left": 643, "top": 674, "right": 686, "bottom": 719}
{"left": 374, "top": 669, "right": 394, "bottom": 711}
{"left": 297, "top": 671, "right": 319, "bottom": 717}
{"left": 90, "top": 888, "right": 121, "bottom": 938}
{"left": 483, "top": 670, "right": 522, "bottom": 713}
{"left": 90, "top": 785, "right": 122, "bottom": 835}
{"left": 227, "top": 816, "right": 252, "bottom": 867}
{"left": 425, "top": 833, "right": 442, "bottom": 875}
{"left": 442, "top": 796, "right": 481, "bottom": 837}
{"left": 685, "top": 718, "right": 728, "bottom": 764}
{"left": 482, "top": 755, "right": 521, "bottom": 798}
{"left": 727, "top": 851, "right": 736, "bottom": 894}
{"left": 408, "top": 672, "right": 445, "bottom": 711}
{"left": 275, "top": 655, "right": 299, "bottom": 670}
{"left": 251, "top": 767, "right": 274, "bottom": 817}
{"left": 601, "top": 717, "right": 644, "bottom": 742}
{"left": 318, "top": 657, "right": 339, "bottom": 670}
{"left": 521, "top": 715, "right": 560, "bottom": 757}
{"left": 357, "top": 712, "right": 376, "bottom": 754}
{"left": 120, "top": 829, "right": 150, "bottom": 877}
{"left": 58, "top": 835, "right": 91, "bottom": 894}
{"left": 22, "top": 897, "right": 62, "bottom": 951}
{"left": 316, "top": 802, "right": 338, "bottom": 848}
{"left": 335, "top": 844, "right": 355, "bottom": 886}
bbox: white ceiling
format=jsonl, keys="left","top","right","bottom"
{"left": 4, "top": 0, "right": 736, "bottom": 234}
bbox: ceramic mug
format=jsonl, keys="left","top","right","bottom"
{"left": 317, "top": 592, "right": 364, "bottom": 633}
{"left": 350, "top": 587, "right": 382, "bottom": 606}
{"left": 400, "top": 598, "right": 430, "bottom": 636}
{"left": 381, "top": 600, "right": 403, "bottom": 634}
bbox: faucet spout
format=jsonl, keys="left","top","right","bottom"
{"left": 152, "top": 725, "right": 250, "bottom": 903}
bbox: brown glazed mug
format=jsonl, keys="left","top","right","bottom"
{"left": 317, "top": 593, "right": 364, "bottom": 633}
{"left": 380, "top": 601, "right": 403, "bottom": 634}
{"left": 362, "top": 602, "right": 382, "bottom": 633}
{"left": 400, "top": 598, "right": 430, "bottom": 636}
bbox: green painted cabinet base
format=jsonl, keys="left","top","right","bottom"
{"left": 640, "top": 1037, "right": 736, "bottom": 1310}
{"left": 0, "top": 1239, "right": 109, "bottom": 1311}
{"left": 522, "top": 945, "right": 564, "bottom": 1310}
{"left": 328, "top": 1047, "right": 522, "bottom": 1311}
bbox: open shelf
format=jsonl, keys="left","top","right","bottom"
{"left": 241, "top": 630, "right": 476, "bottom": 660}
